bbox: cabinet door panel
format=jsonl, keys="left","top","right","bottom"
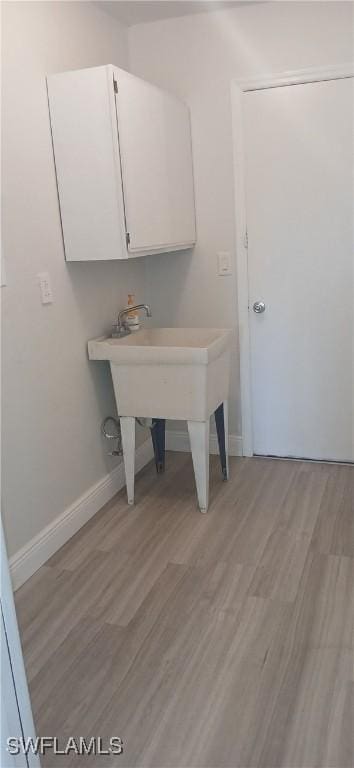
{"left": 115, "top": 69, "right": 196, "bottom": 253}
{"left": 48, "top": 66, "right": 126, "bottom": 261}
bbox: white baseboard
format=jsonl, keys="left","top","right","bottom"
{"left": 166, "top": 429, "right": 243, "bottom": 457}
{"left": 10, "top": 439, "right": 154, "bottom": 591}
{"left": 10, "top": 431, "right": 243, "bottom": 591}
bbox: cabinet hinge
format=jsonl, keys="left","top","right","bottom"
{"left": 244, "top": 230, "right": 248, "bottom": 249}
{"left": 113, "top": 79, "right": 118, "bottom": 94}
{"left": 126, "top": 232, "right": 130, "bottom": 247}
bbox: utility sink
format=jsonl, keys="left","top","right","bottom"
{"left": 88, "top": 327, "right": 230, "bottom": 366}
{"left": 88, "top": 328, "right": 232, "bottom": 512}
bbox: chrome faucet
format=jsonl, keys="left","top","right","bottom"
{"left": 112, "top": 304, "right": 152, "bottom": 337}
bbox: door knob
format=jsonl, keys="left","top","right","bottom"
{"left": 253, "top": 301, "right": 266, "bottom": 314}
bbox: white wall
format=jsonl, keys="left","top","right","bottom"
{"left": 129, "top": 0, "right": 354, "bottom": 438}
{"left": 1, "top": 1, "right": 148, "bottom": 556}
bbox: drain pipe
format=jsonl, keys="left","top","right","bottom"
{"left": 101, "top": 416, "right": 122, "bottom": 456}
{"left": 101, "top": 416, "right": 163, "bottom": 472}
{"left": 101, "top": 416, "right": 153, "bottom": 457}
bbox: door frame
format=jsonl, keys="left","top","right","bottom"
{"left": 231, "top": 64, "right": 354, "bottom": 457}
{"left": 1, "top": 519, "right": 40, "bottom": 766}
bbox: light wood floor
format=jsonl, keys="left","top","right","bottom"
{"left": 15, "top": 452, "right": 354, "bottom": 767}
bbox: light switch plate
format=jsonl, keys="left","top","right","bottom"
{"left": 1, "top": 253, "right": 7, "bottom": 287}
{"left": 38, "top": 271, "right": 53, "bottom": 304}
{"left": 217, "top": 251, "right": 232, "bottom": 276}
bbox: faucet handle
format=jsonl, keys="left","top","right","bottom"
{"left": 111, "top": 322, "right": 130, "bottom": 339}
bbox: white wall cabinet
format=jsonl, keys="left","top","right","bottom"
{"left": 47, "top": 65, "right": 196, "bottom": 261}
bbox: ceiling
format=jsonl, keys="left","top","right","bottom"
{"left": 98, "top": 1, "right": 251, "bottom": 27}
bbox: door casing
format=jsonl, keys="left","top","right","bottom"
{"left": 231, "top": 64, "right": 354, "bottom": 457}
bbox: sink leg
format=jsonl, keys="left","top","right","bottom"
{"left": 150, "top": 418, "right": 166, "bottom": 473}
{"left": 120, "top": 416, "right": 135, "bottom": 505}
{"left": 215, "top": 400, "right": 229, "bottom": 480}
{"left": 187, "top": 419, "right": 210, "bottom": 513}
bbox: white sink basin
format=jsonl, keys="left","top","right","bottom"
{"left": 88, "top": 327, "right": 232, "bottom": 513}
{"left": 88, "top": 327, "right": 231, "bottom": 421}
{"left": 88, "top": 327, "right": 231, "bottom": 366}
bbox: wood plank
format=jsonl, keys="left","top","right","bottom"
{"left": 311, "top": 464, "right": 354, "bottom": 558}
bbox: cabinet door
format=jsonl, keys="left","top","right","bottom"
{"left": 47, "top": 66, "right": 127, "bottom": 261}
{"left": 115, "top": 68, "right": 196, "bottom": 254}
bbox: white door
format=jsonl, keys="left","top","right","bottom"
{"left": 243, "top": 77, "right": 353, "bottom": 462}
